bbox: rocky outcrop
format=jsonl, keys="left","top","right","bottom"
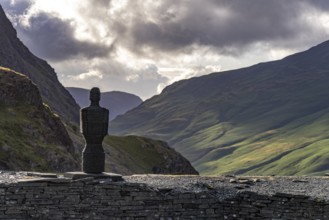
{"left": 0, "top": 5, "right": 79, "bottom": 122}
{"left": 0, "top": 67, "right": 42, "bottom": 107}
{"left": 0, "top": 67, "right": 79, "bottom": 171}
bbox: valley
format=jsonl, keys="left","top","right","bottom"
{"left": 0, "top": 4, "right": 196, "bottom": 175}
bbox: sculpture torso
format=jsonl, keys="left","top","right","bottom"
{"left": 81, "top": 106, "right": 109, "bottom": 142}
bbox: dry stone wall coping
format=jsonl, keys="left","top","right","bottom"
{"left": 0, "top": 172, "right": 329, "bottom": 219}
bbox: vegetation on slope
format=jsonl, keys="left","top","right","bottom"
{"left": 110, "top": 40, "right": 329, "bottom": 176}
{"left": 0, "top": 67, "right": 79, "bottom": 171}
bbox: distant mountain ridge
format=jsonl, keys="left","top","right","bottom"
{"left": 0, "top": 5, "right": 79, "bottom": 122}
{"left": 109, "top": 39, "right": 329, "bottom": 176}
{"left": 66, "top": 87, "right": 142, "bottom": 121}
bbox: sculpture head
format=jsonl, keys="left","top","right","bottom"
{"left": 90, "top": 87, "right": 100, "bottom": 104}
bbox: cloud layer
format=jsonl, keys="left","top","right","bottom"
{"left": 2, "top": 0, "right": 329, "bottom": 99}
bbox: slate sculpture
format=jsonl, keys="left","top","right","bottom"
{"left": 81, "top": 87, "right": 109, "bottom": 173}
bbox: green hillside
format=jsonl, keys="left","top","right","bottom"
{"left": 110, "top": 40, "right": 329, "bottom": 176}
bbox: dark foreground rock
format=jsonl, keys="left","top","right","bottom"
{"left": 0, "top": 173, "right": 328, "bottom": 219}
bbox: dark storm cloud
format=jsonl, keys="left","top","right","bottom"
{"left": 2, "top": 0, "right": 329, "bottom": 99}
{"left": 15, "top": 13, "right": 111, "bottom": 61}
{"left": 3, "top": 0, "right": 329, "bottom": 61}
{"left": 114, "top": 0, "right": 329, "bottom": 56}
{"left": 305, "top": 0, "right": 329, "bottom": 11}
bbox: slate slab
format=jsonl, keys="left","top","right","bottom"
{"left": 64, "top": 172, "right": 123, "bottom": 181}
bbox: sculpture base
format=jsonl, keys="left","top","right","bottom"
{"left": 82, "top": 151, "right": 105, "bottom": 173}
{"left": 64, "top": 172, "right": 123, "bottom": 181}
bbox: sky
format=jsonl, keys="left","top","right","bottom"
{"left": 1, "top": 0, "right": 329, "bottom": 100}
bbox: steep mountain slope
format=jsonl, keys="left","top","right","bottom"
{"left": 110, "top": 40, "right": 329, "bottom": 176}
{"left": 0, "top": 5, "right": 79, "bottom": 122}
{"left": 0, "top": 67, "right": 80, "bottom": 171}
{"left": 66, "top": 87, "right": 142, "bottom": 121}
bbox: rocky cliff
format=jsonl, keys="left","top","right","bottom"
{"left": 0, "top": 67, "right": 79, "bottom": 171}
{"left": 0, "top": 5, "right": 79, "bottom": 122}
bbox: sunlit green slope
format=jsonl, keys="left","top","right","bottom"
{"left": 110, "top": 40, "right": 329, "bottom": 175}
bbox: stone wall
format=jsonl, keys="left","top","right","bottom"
{"left": 0, "top": 176, "right": 328, "bottom": 219}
